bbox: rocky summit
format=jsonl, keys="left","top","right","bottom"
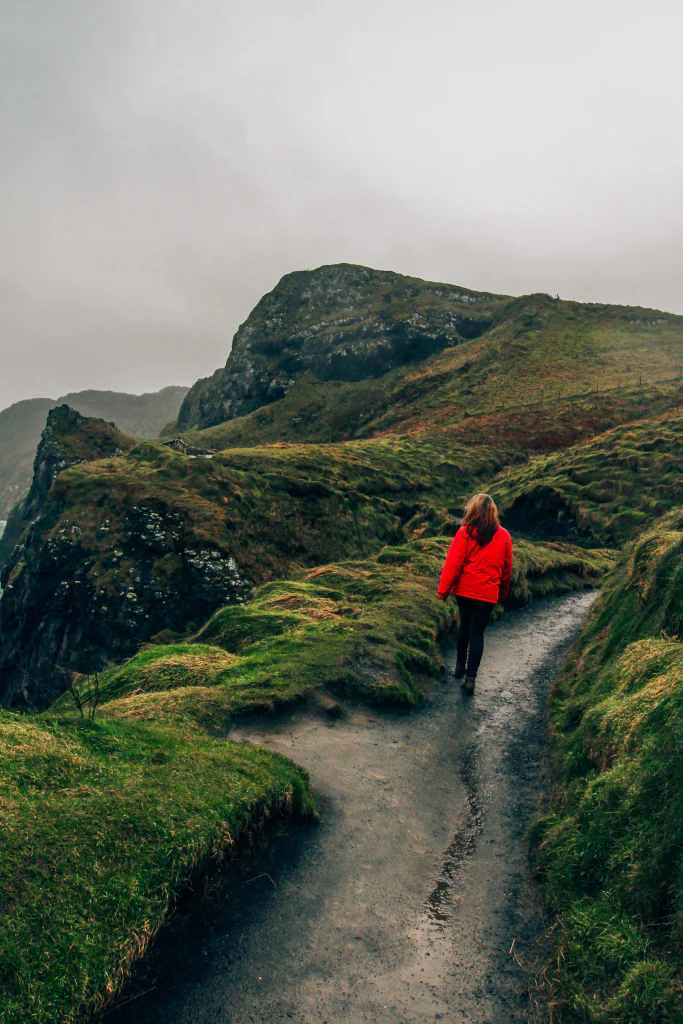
{"left": 176, "top": 263, "right": 507, "bottom": 431}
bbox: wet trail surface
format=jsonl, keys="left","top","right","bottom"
{"left": 115, "top": 592, "right": 595, "bottom": 1024}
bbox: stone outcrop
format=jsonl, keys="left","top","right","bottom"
{"left": 0, "top": 410, "right": 254, "bottom": 707}
{"left": 0, "top": 405, "right": 133, "bottom": 570}
{"left": 0, "top": 386, "right": 188, "bottom": 520}
{"left": 176, "top": 264, "right": 507, "bottom": 431}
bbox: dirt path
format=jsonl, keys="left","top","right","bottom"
{"left": 115, "top": 592, "right": 595, "bottom": 1024}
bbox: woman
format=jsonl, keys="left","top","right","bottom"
{"left": 438, "top": 493, "right": 512, "bottom": 695}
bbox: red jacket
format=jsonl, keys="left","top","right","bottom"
{"left": 438, "top": 525, "right": 513, "bottom": 604}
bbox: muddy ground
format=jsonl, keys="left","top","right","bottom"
{"left": 111, "top": 591, "right": 595, "bottom": 1024}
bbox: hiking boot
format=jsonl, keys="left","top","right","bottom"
{"left": 463, "top": 676, "right": 476, "bottom": 695}
{"left": 454, "top": 660, "right": 466, "bottom": 679}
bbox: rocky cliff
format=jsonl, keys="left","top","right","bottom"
{"left": 0, "top": 405, "right": 502, "bottom": 706}
{"left": 0, "top": 385, "right": 188, "bottom": 519}
{"left": 0, "top": 406, "right": 135, "bottom": 570}
{"left": 0, "top": 407, "right": 137, "bottom": 703}
{"left": 176, "top": 264, "right": 508, "bottom": 431}
{"left": 175, "top": 265, "right": 683, "bottom": 452}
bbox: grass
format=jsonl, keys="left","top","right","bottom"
{"left": 449, "top": 379, "right": 683, "bottom": 455}
{"left": 76, "top": 536, "right": 615, "bottom": 727}
{"left": 530, "top": 511, "right": 683, "bottom": 1022}
{"left": 0, "top": 529, "right": 614, "bottom": 1024}
{"left": 0, "top": 711, "right": 314, "bottom": 1024}
{"left": 5, "top": 263, "right": 682, "bottom": 1023}
{"left": 49, "top": 432, "right": 509, "bottom": 593}
{"left": 0, "top": 428, "right": 513, "bottom": 703}
{"left": 495, "top": 410, "right": 683, "bottom": 546}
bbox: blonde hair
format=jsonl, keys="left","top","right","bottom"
{"left": 462, "top": 492, "right": 500, "bottom": 546}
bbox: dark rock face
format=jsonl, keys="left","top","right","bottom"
{"left": 0, "top": 409, "right": 253, "bottom": 707}
{"left": 0, "top": 507, "right": 252, "bottom": 708}
{"left": 177, "top": 264, "right": 506, "bottom": 431}
{"left": 502, "top": 486, "right": 599, "bottom": 547}
{"left": 0, "top": 405, "right": 130, "bottom": 571}
{"left": 0, "top": 504, "right": 24, "bottom": 574}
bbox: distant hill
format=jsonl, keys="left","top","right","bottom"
{"left": 175, "top": 263, "right": 509, "bottom": 432}
{"left": 175, "top": 263, "right": 683, "bottom": 445}
{"left": 0, "top": 386, "right": 188, "bottom": 518}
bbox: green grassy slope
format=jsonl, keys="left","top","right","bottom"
{"left": 0, "top": 430, "right": 512, "bottom": 705}
{"left": 0, "top": 712, "right": 313, "bottom": 1024}
{"left": 87, "top": 536, "right": 614, "bottom": 727}
{"left": 530, "top": 512, "right": 683, "bottom": 1021}
{"left": 37, "top": 432, "right": 510, "bottom": 588}
{"left": 4, "top": 263, "right": 683, "bottom": 1024}
{"left": 0, "top": 532, "right": 614, "bottom": 1024}
{"left": 495, "top": 410, "right": 683, "bottom": 545}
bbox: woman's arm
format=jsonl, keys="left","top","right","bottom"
{"left": 438, "top": 529, "right": 468, "bottom": 599}
{"left": 499, "top": 533, "right": 513, "bottom": 601}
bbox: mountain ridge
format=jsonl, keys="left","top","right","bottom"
{"left": 175, "top": 263, "right": 511, "bottom": 431}
{"left": 174, "top": 263, "right": 683, "bottom": 443}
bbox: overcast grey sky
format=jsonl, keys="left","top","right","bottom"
{"left": 1, "top": 0, "right": 682, "bottom": 409}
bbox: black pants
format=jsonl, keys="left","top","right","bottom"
{"left": 456, "top": 596, "right": 494, "bottom": 679}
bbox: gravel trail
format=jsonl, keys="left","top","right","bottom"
{"left": 114, "top": 592, "right": 595, "bottom": 1024}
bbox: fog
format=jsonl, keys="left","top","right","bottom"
{"left": 1, "top": 0, "right": 682, "bottom": 409}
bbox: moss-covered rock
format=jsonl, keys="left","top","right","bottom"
{"left": 0, "top": 427, "right": 506, "bottom": 707}
{"left": 0, "top": 405, "right": 136, "bottom": 570}
{"left": 0, "top": 387, "right": 188, "bottom": 521}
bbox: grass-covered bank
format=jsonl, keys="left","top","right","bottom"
{"left": 0, "top": 713, "right": 314, "bottom": 1024}
{"left": 1, "top": 536, "right": 614, "bottom": 1023}
{"left": 530, "top": 511, "right": 683, "bottom": 1022}
{"left": 496, "top": 410, "right": 683, "bottom": 546}
{"left": 0, "top": 424, "right": 511, "bottom": 706}
{"left": 87, "top": 537, "right": 615, "bottom": 727}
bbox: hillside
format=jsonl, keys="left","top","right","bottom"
{"left": 0, "top": 385, "right": 188, "bottom": 518}
{"left": 4, "top": 265, "right": 683, "bottom": 706}
{"left": 174, "top": 264, "right": 509, "bottom": 432}
{"left": 495, "top": 409, "right": 683, "bottom": 545}
{"left": 174, "top": 264, "right": 683, "bottom": 447}
{"left": 2, "top": 263, "right": 683, "bottom": 1023}
{"left": 0, "top": 410, "right": 509, "bottom": 705}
